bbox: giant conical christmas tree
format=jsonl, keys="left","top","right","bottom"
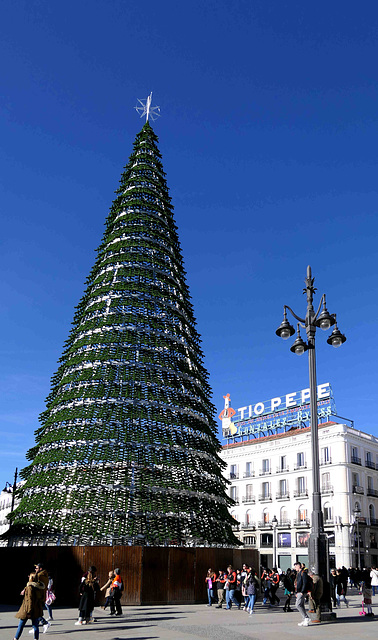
{"left": 10, "top": 121, "right": 238, "bottom": 546}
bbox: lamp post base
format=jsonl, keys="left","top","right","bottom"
{"left": 308, "top": 531, "right": 335, "bottom": 617}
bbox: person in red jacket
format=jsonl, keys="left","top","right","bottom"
{"left": 109, "top": 568, "right": 123, "bottom": 616}
{"left": 225, "top": 565, "right": 240, "bottom": 610}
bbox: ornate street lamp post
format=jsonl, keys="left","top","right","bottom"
{"left": 276, "top": 266, "right": 346, "bottom": 581}
{"left": 272, "top": 514, "right": 278, "bottom": 569}
{"left": 354, "top": 505, "right": 361, "bottom": 570}
{"left": 2, "top": 468, "right": 18, "bottom": 513}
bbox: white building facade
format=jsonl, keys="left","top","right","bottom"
{"left": 220, "top": 418, "right": 378, "bottom": 571}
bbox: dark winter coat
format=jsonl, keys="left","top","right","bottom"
{"left": 79, "top": 580, "right": 100, "bottom": 617}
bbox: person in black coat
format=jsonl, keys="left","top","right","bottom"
{"left": 75, "top": 571, "right": 100, "bottom": 625}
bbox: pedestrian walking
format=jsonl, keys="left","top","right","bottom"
{"left": 283, "top": 568, "right": 294, "bottom": 612}
{"left": 75, "top": 569, "right": 100, "bottom": 625}
{"left": 270, "top": 568, "right": 280, "bottom": 605}
{"left": 205, "top": 568, "right": 216, "bottom": 606}
{"left": 294, "top": 561, "right": 311, "bottom": 626}
{"left": 370, "top": 567, "right": 378, "bottom": 596}
{"left": 361, "top": 569, "right": 374, "bottom": 616}
{"left": 100, "top": 570, "right": 115, "bottom": 610}
{"left": 225, "top": 565, "right": 240, "bottom": 609}
{"left": 329, "top": 569, "right": 337, "bottom": 608}
{"left": 215, "top": 570, "right": 226, "bottom": 608}
{"left": 14, "top": 572, "right": 45, "bottom": 640}
{"left": 45, "top": 574, "right": 55, "bottom": 621}
{"left": 245, "top": 568, "right": 258, "bottom": 614}
{"left": 30, "top": 563, "right": 51, "bottom": 634}
{"left": 109, "top": 568, "right": 123, "bottom": 616}
{"left": 335, "top": 568, "right": 349, "bottom": 607}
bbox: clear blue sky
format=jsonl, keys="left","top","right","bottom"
{"left": 1, "top": 0, "right": 378, "bottom": 489}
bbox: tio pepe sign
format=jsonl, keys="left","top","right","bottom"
{"left": 236, "top": 382, "right": 330, "bottom": 421}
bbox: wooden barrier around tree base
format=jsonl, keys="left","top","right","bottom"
{"left": 0, "top": 546, "right": 259, "bottom": 606}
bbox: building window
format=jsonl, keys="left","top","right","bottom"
{"left": 322, "top": 472, "right": 330, "bottom": 490}
{"left": 366, "top": 452, "right": 375, "bottom": 469}
{"left": 351, "top": 446, "right": 360, "bottom": 464}
{"left": 246, "top": 484, "right": 254, "bottom": 499}
{"left": 230, "top": 486, "right": 238, "bottom": 501}
{"left": 368, "top": 476, "right": 373, "bottom": 490}
{"left": 297, "top": 452, "right": 305, "bottom": 468}
{"left": 298, "top": 505, "right": 308, "bottom": 522}
{"left": 230, "top": 464, "right": 238, "bottom": 479}
{"left": 260, "top": 532, "right": 273, "bottom": 547}
{"left": 245, "top": 509, "right": 253, "bottom": 524}
{"left": 321, "top": 446, "right": 331, "bottom": 464}
{"left": 369, "top": 504, "right": 375, "bottom": 523}
{"left": 280, "top": 506, "right": 288, "bottom": 524}
{"left": 297, "top": 476, "right": 306, "bottom": 495}
{"left": 262, "top": 459, "right": 270, "bottom": 473}
{"left": 280, "top": 479, "right": 287, "bottom": 495}
{"left": 263, "top": 508, "right": 270, "bottom": 523}
{"left": 323, "top": 502, "right": 333, "bottom": 522}
{"left": 262, "top": 482, "right": 270, "bottom": 498}
{"left": 352, "top": 472, "right": 361, "bottom": 492}
{"left": 245, "top": 461, "right": 253, "bottom": 477}
{"left": 280, "top": 455, "right": 287, "bottom": 471}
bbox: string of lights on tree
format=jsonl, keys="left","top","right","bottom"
{"left": 9, "top": 115, "right": 238, "bottom": 546}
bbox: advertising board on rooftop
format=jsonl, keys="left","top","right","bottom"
{"left": 223, "top": 382, "right": 336, "bottom": 441}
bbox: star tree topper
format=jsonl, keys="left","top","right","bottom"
{"left": 135, "top": 92, "right": 161, "bottom": 122}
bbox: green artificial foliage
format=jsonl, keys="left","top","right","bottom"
{"left": 9, "top": 122, "right": 239, "bottom": 547}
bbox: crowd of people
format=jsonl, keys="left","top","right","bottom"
{"left": 205, "top": 563, "right": 377, "bottom": 625}
{"left": 11, "top": 559, "right": 378, "bottom": 636}
{"left": 12, "top": 563, "right": 123, "bottom": 638}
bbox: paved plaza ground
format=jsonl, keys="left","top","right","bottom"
{"left": 2, "top": 587, "right": 377, "bottom": 640}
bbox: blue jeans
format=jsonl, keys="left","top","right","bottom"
{"left": 15, "top": 618, "right": 39, "bottom": 639}
{"left": 247, "top": 594, "right": 256, "bottom": 611}
{"left": 226, "top": 589, "right": 239, "bottom": 609}
{"left": 207, "top": 588, "right": 213, "bottom": 605}
{"left": 373, "top": 586, "right": 377, "bottom": 596}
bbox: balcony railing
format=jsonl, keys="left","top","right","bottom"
{"left": 294, "top": 490, "right": 308, "bottom": 498}
{"left": 324, "top": 517, "right": 335, "bottom": 525}
{"left": 353, "top": 485, "right": 364, "bottom": 494}
{"left": 294, "top": 462, "right": 307, "bottom": 470}
{"left": 241, "top": 522, "right": 256, "bottom": 530}
{"left": 294, "top": 518, "right": 310, "bottom": 527}
{"left": 370, "top": 518, "right": 378, "bottom": 527}
{"left": 260, "top": 541, "right": 273, "bottom": 547}
{"left": 229, "top": 472, "right": 239, "bottom": 479}
{"left": 243, "top": 470, "right": 255, "bottom": 478}
{"left": 259, "top": 469, "right": 271, "bottom": 476}
{"left": 242, "top": 495, "right": 256, "bottom": 504}
{"left": 351, "top": 456, "right": 362, "bottom": 465}
{"left": 277, "top": 519, "right": 291, "bottom": 527}
{"left": 366, "top": 460, "right": 376, "bottom": 470}
{"left": 367, "top": 488, "right": 378, "bottom": 497}
{"left": 276, "top": 466, "right": 289, "bottom": 474}
{"left": 321, "top": 485, "right": 334, "bottom": 495}
{"left": 258, "top": 521, "right": 273, "bottom": 529}
{"left": 320, "top": 458, "right": 332, "bottom": 465}
{"left": 276, "top": 492, "right": 290, "bottom": 500}
{"left": 259, "top": 493, "right": 272, "bottom": 502}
